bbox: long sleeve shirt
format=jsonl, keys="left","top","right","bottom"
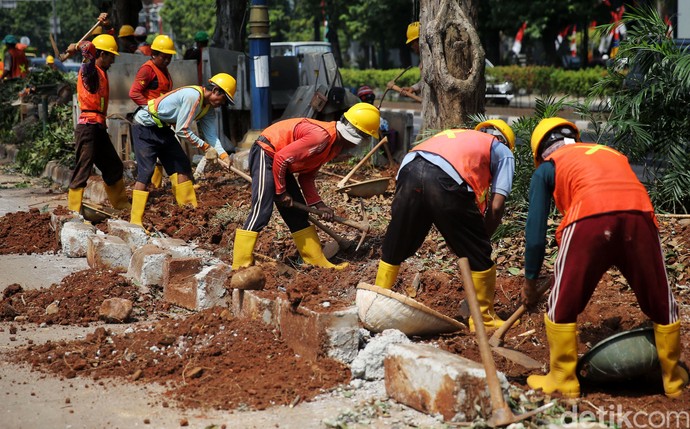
{"left": 524, "top": 161, "right": 556, "bottom": 279}
{"left": 133, "top": 87, "right": 224, "bottom": 156}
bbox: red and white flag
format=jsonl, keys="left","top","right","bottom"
{"left": 512, "top": 21, "right": 527, "bottom": 55}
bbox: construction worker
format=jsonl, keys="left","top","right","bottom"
{"left": 129, "top": 73, "right": 236, "bottom": 226}
{"left": 374, "top": 120, "right": 516, "bottom": 332}
{"left": 66, "top": 33, "right": 130, "bottom": 214}
{"left": 1, "top": 35, "right": 29, "bottom": 80}
{"left": 183, "top": 31, "right": 209, "bottom": 84}
{"left": 118, "top": 25, "right": 137, "bottom": 54}
{"left": 522, "top": 118, "right": 688, "bottom": 398}
{"left": 399, "top": 22, "right": 422, "bottom": 98}
{"left": 45, "top": 55, "right": 59, "bottom": 71}
{"left": 129, "top": 34, "right": 176, "bottom": 189}
{"left": 232, "top": 103, "right": 381, "bottom": 271}
{"left": 133, "top": 26, "right": 152, "bottom": 56}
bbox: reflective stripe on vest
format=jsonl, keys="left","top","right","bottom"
{"left": 546, "top": 143, "right": 656, "bottom": 243}
{"left": 147, "top": 85, "right": 209, "bottom": 128}
{"left": 412, "top": 129, "right": 494, "bottom": 213}
{"left": 77, "top": 65, "right": 109, "bottom": 125}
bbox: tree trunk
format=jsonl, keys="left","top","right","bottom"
{"left": 110, "top": 0, "right": 142, "bottom": 28}
{"left": 214, "top": 0, "right": 247, "bottom": 51}
{"left": 419, "top": 0, "right": 484, "bottom": 131}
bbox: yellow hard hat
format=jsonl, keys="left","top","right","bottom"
{"left": 92, "top": 34, "right": 120, "bottom": 56}
{"left": 46, "top": 55, "right": 54, "bottom": 64}
{"left": 151, "top": 35, "right": 177, "bottom": 55}
{"left": 406, "top": 22, "right": 420, "bottom": 44}
{"left": 92, "top": 26, "right": 103, "bottom": 36}
{"left": 343, "top": 102, "right": 381, "bottom": 139}
{"left": 209, "top": 73, "right": 236, "bottom": 105}
{"left": 530, "top": 117, "right": 580, "bottom": 166}
{"left": 475, "top": 119, "right": 516, "bottom": 151}
{"left": 118, "top": 25, "right": 135, "bottom": 38}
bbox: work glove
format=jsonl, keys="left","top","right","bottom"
{"left": 78, "top": 41, "right": 96, "bottom": 61}
{"left": 313, "top": 201, "right": 334, "bottom": 222}
{"left": 275, "top": 192, "right": 293, "bottom": 208}
{"left": 521, "top": 277, "right": 540, "bottom": 310}
{"left": 205, "top": 147, "right": 219, "bottom": 161}
{"left": 217, "top": 153, "right": 231, "bottom": 170}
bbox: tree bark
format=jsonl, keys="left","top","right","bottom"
{"left": 419, "top": 0, "right": 484, "bottom": 131}
{"left": 213, "top": 0, "right": 247, "bottom": 51}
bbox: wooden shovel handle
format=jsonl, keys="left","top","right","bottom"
{"left": 337, "top": 137, "right": 388, "bottom": 188}
{"left": 386, "top": 82, "right": 422, "bottom": 102}
{"left": 292, "top": 201, "right": 369, "bottom": 233}
{"left": 458, "top": 257, "right": 509, "bottom": 414}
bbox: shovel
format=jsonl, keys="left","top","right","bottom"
{"left": 458, "top": 257, "right": 553, "bottom": 427}
{"left": 336, "top": 137, "right": 392, "bottom": 198}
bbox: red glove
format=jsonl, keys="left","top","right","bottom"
{"left": 79, "top": 41, "right": 96, "bottom": 61}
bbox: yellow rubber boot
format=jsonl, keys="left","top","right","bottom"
{"left": 375, "top": 260, "right": 400, "bottom": 289}
{"left": 169, "top": 173, "right": 178, "bottom": 194}
{"left": 292, "top": 225, "right": 348, "bottom": 270}
{"left": 468, "top": 265, "right": 510, "bottom": 332}
{"left": 174, "top": 179, "right": 198, "bottom": 207}
{"left": 527, "top": 314, "right": 580, "bottom": 398}
{"left": 232, "top": 229, "right": 259, "bottom": 270}
{"left": 68, "top": 188, "right": 84, "bottom": 212}
{"left": 653, "top": 321, "right": 689, "bottom": 398}
{"left": 151, "top": 164, "right": 163, "bottom": 189}
{"left": 130, "top": 190, "right": 149, "bottom": 226}
{"left": 104, "top": 178, "right": 131, "bottom": 210}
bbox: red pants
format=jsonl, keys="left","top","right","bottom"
{"left": 548, "top": 212, "right": 678, "bottom": 325}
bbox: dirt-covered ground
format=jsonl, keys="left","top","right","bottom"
{"left": 1, "top": 159, "right": 689, "bottom": 427}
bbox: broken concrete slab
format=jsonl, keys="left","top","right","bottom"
{"left": 87, "top": 234, "right": 132, "bottom": 272}
{"left": 351, "top": 329, "right": 411, "bottom": 381}
{"left": 60, "top": 221, "right": 97, "bottom": 258}
{"left": 107, "top": 219, "right": 149, "bottom": 251}
{"left": 163, "top": 258, "right": 231, "bottom": 310}
{"left": 384, "top": 342, "right": 509, "bottom": 422}
{"left": 127, "top": 244, "right": 171, "bottom": 290}
{"left": 150, "top": 237, "right": 196, "bottom": 258}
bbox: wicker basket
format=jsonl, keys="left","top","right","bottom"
{"left": 356, "top": 282, "right": 466, "bottom": 336}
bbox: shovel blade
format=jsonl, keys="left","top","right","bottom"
{"left": 492, "top": 346, "right": 543, "bottom": 369}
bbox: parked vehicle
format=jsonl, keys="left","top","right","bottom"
{"left": 485, "top": 59, "right": 514, "bottom": 105}
{"left": 270, "top": 42, "right": 332, "bottom": 58}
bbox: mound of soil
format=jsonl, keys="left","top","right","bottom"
{"left": 12, "top": 307, "right": 350, "bottom": 411}
{"left": 0, "top": 268, "right": 164, "bottom": 325}
{"left": 0, "top": 208, "right": 61, "bottom": 254}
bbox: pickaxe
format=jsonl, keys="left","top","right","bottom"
{"left": 58, "top": 15, "right": 107, "bottom": 61}
{"left": 291, "top": 201, "right": 370, "bottom": 251}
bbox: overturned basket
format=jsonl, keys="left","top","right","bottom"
{"left": 356, "top": 282, "right": 466, "bottom": 336}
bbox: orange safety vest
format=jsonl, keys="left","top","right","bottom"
{"left": 7, "top": 47, "right": 28, "bottom": 78}
{"left": 138, "top": 44, "right": 153, "bottom": 56}
{"left": 77, "top": 65, "right": 109, "bottom": 125}
{"left": 546, "top": 143, "right": 656, "bottom": 243}
{"left": 146, "top": 85, "right": 210, "bottom": 127}
{"left": 412, "top": 129, "right": 494, "bottom": 213}
{"left": 141, "top": 59, "right": 172, "bottom": 101}
{"left": 258, "top": 118, "right": 339, "bottom": 172}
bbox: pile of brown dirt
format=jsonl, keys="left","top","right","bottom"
{"left": 0, "top": 208, "right": 61, "bottom": 254}
{"left": 12, "top": 307, "right": 350, "bottom": 411}
{"left": 0, "top": 268, "right": 164, "bottom": 325}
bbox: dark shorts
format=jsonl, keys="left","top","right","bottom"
{"left": 132, "top": 124, "right": 192, "bottom": 185}
{"left": 381, "top": 157, "right": 494, "bottom": 271}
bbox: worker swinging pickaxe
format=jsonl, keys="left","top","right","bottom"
{"left": 51, "top": 13, "right": 109, "bottom": 62}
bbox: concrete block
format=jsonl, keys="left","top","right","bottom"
{"left": 384, "top": 343, "right": 509, "bottom": 422}
{"left": 351, "top": 330, "right": 411, "bottom": 380}
{"left": 231, "top": 289, "right": 278, "bottom": 326}
{"left": 107, "top": 219, "right": 149, "bottom": 250}
{"left": 87, "top": 235, "right": 132, "bottom": 272}
{"left": 150, "top": 237, "right": 196, "bottom": 258}
{"left": 277, "top": 299, "right": 360, "bottom": 364}
{"left": 127, "top": 244, "right": 171, "bottom": 288}
{"left": 60, "top": 221, "right": 97, "bottom": 258}
{"left": 51, "top": 211, "right": 79, "bottom": 247}
{"left": 163, "top": 259, "right": 230, "bottom": 310}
